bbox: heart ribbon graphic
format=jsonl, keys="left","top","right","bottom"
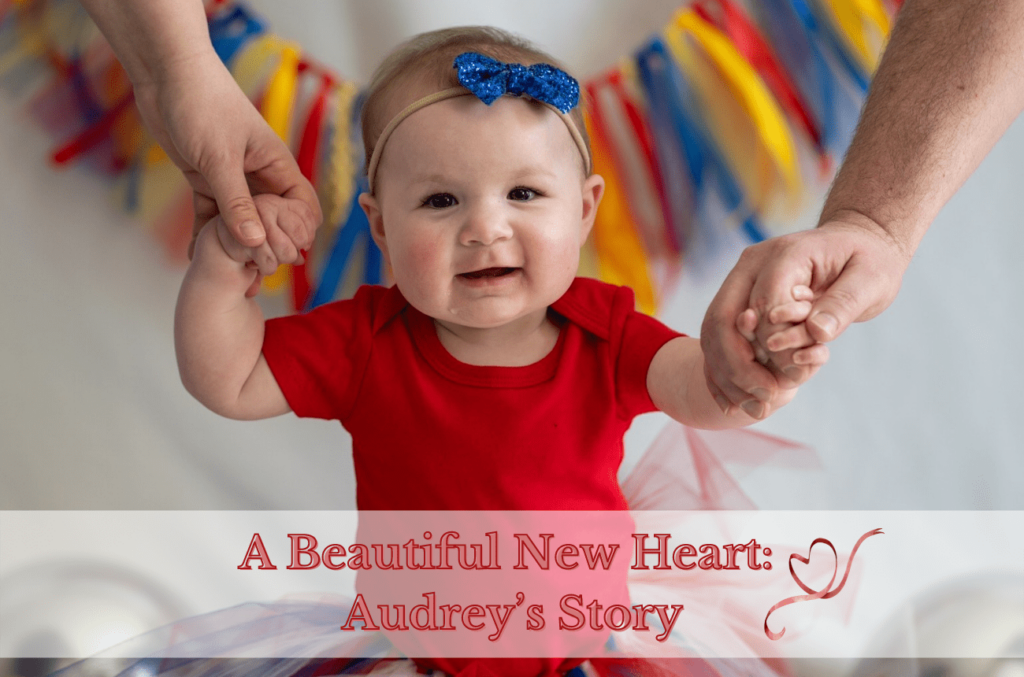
{"left": 764, "top": 528, "right": 883, "bottom": 640}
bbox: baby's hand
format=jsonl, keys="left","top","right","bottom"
{"left": 214, "top": 193, "right": 317, "bottom": 272}
{"left": 211, "top": 193, "right": 317, "bottom": 296}
{"left": 736, "top": 285, "right": 830, "bottom": 387}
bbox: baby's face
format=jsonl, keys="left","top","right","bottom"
{"left": 361, "top": 95, "right": 603, "bottom": 332}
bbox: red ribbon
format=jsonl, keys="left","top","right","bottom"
{"left": 290, "top": 61, "right": 334, "bottom": 312}
{"left": 50, "top": 90, "right": 136, "bottom": 169}
{"left": 693, "top": 0, "right": 825, "bottom": 158}
{"left": 764, "top": 528, "right": 883, "bottom": 640}
{"left": 587, "top": 69, "right": 678, "bottom": 254}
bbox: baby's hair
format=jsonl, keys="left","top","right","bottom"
{"left": 361, "top": 26, "right": 592, "bottom": 176}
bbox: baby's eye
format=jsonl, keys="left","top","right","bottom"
{"left": 422, "top": 193, "right": 457, "bottom": 209}
{"left": 508, "top": 186, "right": 539, "bottom": 202}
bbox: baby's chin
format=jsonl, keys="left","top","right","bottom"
{"left": 434, "top": 301, "right": 547, "bottom": 332}
{"left": 396, "top": 272, "right": 575, "bottom": 329}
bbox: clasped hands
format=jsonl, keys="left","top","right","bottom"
{"left": 701, "top": 217, "right": 911, "bottom": 419}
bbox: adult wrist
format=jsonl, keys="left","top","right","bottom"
{"left": 131, "top": 44, "right": 223, "bottom": 91}
{"left": 816, "top": 207, "right": 916, "bottom": 269}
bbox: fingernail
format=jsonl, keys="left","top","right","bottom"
{"left": 240, "top": 221, "right": 263, "bottom": 240}
{"left": 749, "top": 387, "right": 771, "bottom": 402}
{"left": 741, "top": 400, "right": 765, "bottom": 419}
{"left": 714, "top": 395, "right": 731, "bottom": 414}
{"left": 783, "top": 366, "right": 802, "bottom": 380}
{"left": 766, "top": 335, "right": 782, "bottom": 351}
{"left": 810, "top": 312, "right": 838, "bottom": 339}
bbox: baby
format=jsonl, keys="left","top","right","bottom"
{"left": 174, "top": 25, "right": 814, "bottom": 674}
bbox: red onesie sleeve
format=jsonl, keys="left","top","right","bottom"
{"left": 552, "top": 278, "right": 685, "bottom": 421}
{"left": 614, "top": 292, "right": 686, "bottom": 419}
{"left": 610, "top": 284, "right": 686, "bottom": 420}
{"left": 262, "top": 285, "right": 388, "bottom": 420}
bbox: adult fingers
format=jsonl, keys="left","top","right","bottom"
{"left": 204, "top": 152, "right": 267, "bottom": 249}
{"left": 765, "top": 323, "right": 815, "bottom": 352}
{"left": 767, "top": 349, "right": 821, "bottom": 387}
{"left": 212, "top": 217, "right": 253, "bottom": 264}
{"left": 245, "top": 131, "right": 323, "bottom": 233}
{"left": 189, "top": 189, "right": 219, "bottom": 260}
{"left": 701, "top": 250, "right": 780, "bottom": 409}
{"left": 804, "top": 263, "right": 876, "bottom": 343}
{"left": 704, "top": 363, "right": 735, "bottom": 415}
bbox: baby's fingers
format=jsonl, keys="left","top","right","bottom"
{"left": 255, "top": 196, "right": 313, "bottom": 264}
{"left": 287, "top": 198, "right": 318, "bottom": 250}
{"left": 736, "top": 309, "right": 758, "bottom": 342}
{"left": 793, "top": 342, "right": 830, "bottom": 366}
{"left": 791, "top": 285, "right": 814, "bottom": 302}
{"left": 768, "top": 300, "right": 813, "bottom": 325}
{"left": 250, "top": 240, "right": 282, "bottom": 276}
{"left": 244, "top": 266, "right": 263, "bottom": 298}
{"left": 264, "top": 221, "right": 302, "bottom": 266}
{"left": 765, "top": 323, "right": 816, "bottom": 352}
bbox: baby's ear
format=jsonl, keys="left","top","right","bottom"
{"left": 579, "top": 173, "right": 605, "bottom": 243}
{"left": 359, "top": 193, "right": 390, "bottom": 265}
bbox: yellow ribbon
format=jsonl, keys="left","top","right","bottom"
{"left": 821, "top": 0, "right": 891, "bottom": 72}
{"left": 665, "top": 9, "right": 801, "bottom": 215}
{"left": 257, "top": 43, "right": 301, "bottom": 293}
{"left": 303, "top": 80, "right": 359, "bottom": 285}
{"left": 322, "top": 80, "right": 359, "bottom": 229}
{"left": 229, "top": 33, "right": 282, "bottom": 97}
{"left": 586, "top": 113, "right": 657, "bottom": 315}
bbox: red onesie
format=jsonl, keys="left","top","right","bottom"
{"left": 262, "top": 276, "right": 682, "bottom": 512}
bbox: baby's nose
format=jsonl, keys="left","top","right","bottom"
{"left": 459, "top": 202, "right": 514, "bottom": 246}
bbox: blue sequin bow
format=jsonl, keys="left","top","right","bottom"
{"left": 453, "top": 52, "right": 580, "bottom": 114}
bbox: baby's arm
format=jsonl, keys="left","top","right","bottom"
{"left": 175, "top": 194, "right": 312, "bottom": 419}
{"left": 647, "top": 337, "right": 796, "bottom": 428}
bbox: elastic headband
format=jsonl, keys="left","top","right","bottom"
{"left": 367, "top": 52, "right": 592, "bottom": 193}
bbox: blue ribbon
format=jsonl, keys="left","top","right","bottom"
{"left": 309, "top": 94, "right": 383, "bottom": 309}
{"left": 636, "top": 39, "right": 766, "bottom": 246}
{"left": 453, "top": 52, "right": 580, "bottom": 114}
{"left": 208, "top": 4, "right": 266, "bottom": 67}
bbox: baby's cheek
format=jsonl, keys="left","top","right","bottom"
{"left": 392, "top": 234, "right": 440, "bottom": 276}
{"left": 548, "top": 233, "right": 583, "bottom": 273}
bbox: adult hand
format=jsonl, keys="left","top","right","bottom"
{"left": 132, "top": 50, "right": 322, "bottom": 293}
{"left": 701, "top": 212, "right": 912, "bottom": 416}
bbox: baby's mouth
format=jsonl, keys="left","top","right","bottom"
{"left": 458, "top": 267, "right": 518, "bottom": 279}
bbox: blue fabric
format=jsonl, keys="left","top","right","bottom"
{"left": 453, "top": 52, "right": 580, "bottom": 114}
{"left": 208, "top": 4, "right": 266, "bottom": 67}
{"left": 635, "top": 39, "right": 766, "bottom": 246}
